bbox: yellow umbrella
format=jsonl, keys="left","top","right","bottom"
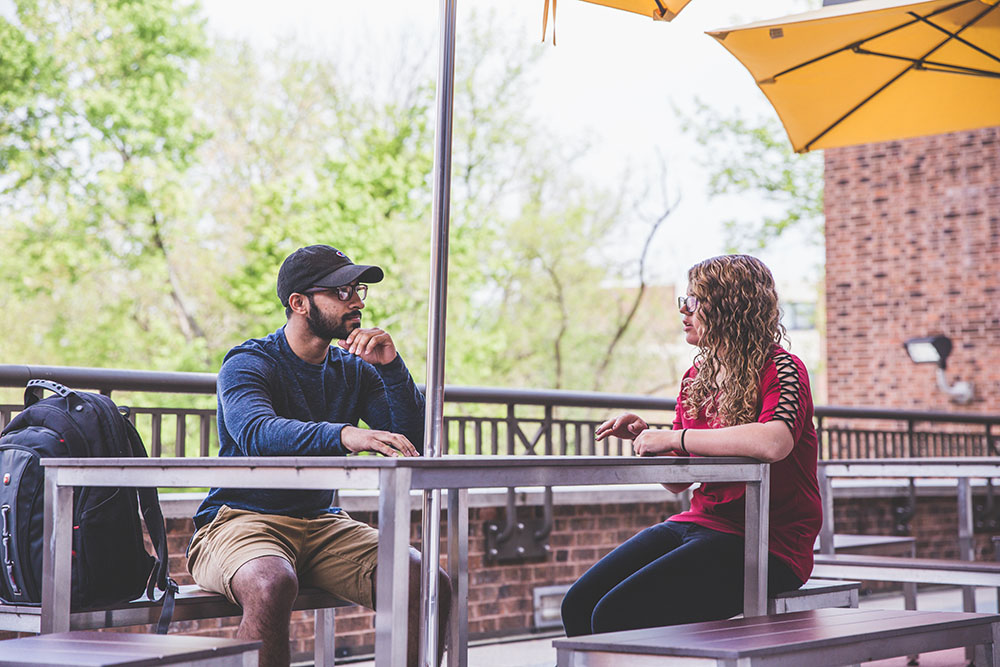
{"left": 707, "top": 0, "right": 1000, "bottom": 152}
{"left": 542, "top": 0, "right": 692, "bottom": 43}
{"left": 580, "top": 0, "right": 693, "bottom": 20}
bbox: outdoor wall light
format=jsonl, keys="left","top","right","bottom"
{"left": 903, "top": 335, "right": 975, "bottom": 405}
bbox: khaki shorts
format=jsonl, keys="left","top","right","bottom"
{"left": 188, "top": 505, "right": 380, "bottom": 609}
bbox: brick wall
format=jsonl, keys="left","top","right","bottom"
{"left": 5, "top": 487, "right": 993, "bottom": 662}
{"left": 833, "top": 494, "right": 997, "bottom": 561}
{"left": 293, "top": 498, "right": 677, "bottom": 660}
{"left": 155, "top": 491, "right": 1000, "bottom": 661}
{"left": 824, "top": 126, "right": 1000, "bottom": 412}
{"left": 0, "top": 492, "right": 678, "bottom": 662}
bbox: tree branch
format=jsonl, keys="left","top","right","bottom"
{"left": 149, "top": 212, "right": 206, "bottom": 343}
{"left": 592, "top": 158, "right": 678, "bottom": 390}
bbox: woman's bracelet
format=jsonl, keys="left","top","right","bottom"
{"left": 680, "top": 428, "right": 689, "bottom": 455}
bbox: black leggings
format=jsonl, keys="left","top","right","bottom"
{"left": 561, "top": 521, "right": 803, "bottom": 637}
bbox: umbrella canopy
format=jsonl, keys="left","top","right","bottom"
{"left": 708, "top": 0, "right": 1000, "bottom": 153}
{"left": 542, "top": 0, "right": 691, "bottom": 43}
{"left": 581, "top": 0, "right": 693, "bottom": 20}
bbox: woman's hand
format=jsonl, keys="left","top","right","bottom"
{"left": 633, "top": 429, "right": 681, "bottom": 457}
{"left": 595, "top": 413, "right": 649, "bottom": 441}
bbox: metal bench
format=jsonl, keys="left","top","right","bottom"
{"left": 816, "top": 534, "right": 916, "bottom": 554}
{"left": 767, "top": 578, "right": 860, "bottom": 614}
{"left": 552, "top": 607, "right": 1000, "bottom": 666}
{"left": 0, "top": 585, "right": 349, "bottom": 666}
{"left": 817, "top": 458, "right": 1000, "bottom": 664}
{"left": 812, "top": 553, "right": 1000, "bottom": 588}
{"left": 994, "top": 535, "right": 1000, "bottom": 612}
{"left": 812, "top": 549, "right": 1000, "bottom": 660}
{"left": 812, "top": 553, "right": 1000, "bottom": 665}
{"left": 0, "top": 630, "right": 261, "bottom": 666}
{"left": 536, "top": 578, "right": 860, "bottom": 628}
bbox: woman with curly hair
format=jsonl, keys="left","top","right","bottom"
{"left": 561, "top": 254, "right": 822, "bottom": 636}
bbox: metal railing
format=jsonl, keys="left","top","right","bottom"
{"left": 1, "top": 364, "right": 997, "bottom": 460}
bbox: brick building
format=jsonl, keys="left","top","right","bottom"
{"left": 824, "top": 126, "right": 1000, "bottom": 412}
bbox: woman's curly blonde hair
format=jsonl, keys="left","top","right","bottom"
{"left": 682, "top": 254, "right": 788, "bottom": 426}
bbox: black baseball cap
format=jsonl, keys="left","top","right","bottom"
{"left": 276, "top": 245, "right": 384, "bottom": 307}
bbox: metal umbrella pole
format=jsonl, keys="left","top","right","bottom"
{"left": 420, "top": 0, "right": 457, "bottom": 665}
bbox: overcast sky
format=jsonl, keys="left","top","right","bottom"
{"left": 196, "top": 0, "right": 824, "bottom": 294}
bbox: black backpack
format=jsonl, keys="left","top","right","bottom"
{"left": 0, "top": 379, "right": 177, "bottom": 632}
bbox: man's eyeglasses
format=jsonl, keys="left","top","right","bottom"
{"left": 306, "top": 284, "right": 368, "bottom": 302}
{"left": 677, "top": 295, "right": 699, "bottom": 313}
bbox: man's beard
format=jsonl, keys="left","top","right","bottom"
{"left": 305, "top": 295, "right": 361, "bottom": 341}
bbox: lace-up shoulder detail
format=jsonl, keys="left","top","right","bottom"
{"left": 770, "top": 349, "right": 803, "bottom": 433}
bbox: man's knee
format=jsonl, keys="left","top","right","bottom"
{"left": 437, "top": 567, "right": 452, "bottom": 610}
{"left": 232, "top": 556, "right": 299, "bottom": 613}
{"left": 404, "top": 556, "right": 452, "bottom": 606}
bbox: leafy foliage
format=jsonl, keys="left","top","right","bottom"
{"left": 680, "top": 99, "right": 824, "bottom": 253}
{"left": 1, "top": 2, "right": 687, "bottom": 398}
{"left": 1, "top": 0, "right": 211, "bottom": 370}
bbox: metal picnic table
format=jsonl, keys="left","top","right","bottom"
{"left": 40, "top": 455, "right": 770, "bottom": 667}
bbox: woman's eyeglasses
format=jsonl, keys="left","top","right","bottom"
{"left": 306, "top": 284, "right": 368, "bottom": 302}
{"left": 677, "top": 295, "right": 699, "bottom": 313}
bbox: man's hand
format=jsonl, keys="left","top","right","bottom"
{"left": 338, "top": 327, "right": 398, "bottom": 365}
{"left": 595, "top": 412, "right": 649, "bottom": 441}
{"left": 341, "top": 425, "right": 420, "bottom": 457}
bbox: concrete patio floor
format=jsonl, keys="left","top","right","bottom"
{"left": 338, "top": 585, "right": 999, "bottom": 667}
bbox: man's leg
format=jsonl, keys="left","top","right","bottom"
{"left": 230, "top": 556, "right": 299, "bottom": 667}
{"left": 300, "top": 512, "right": 452, "bottom": 667}
{"left": 404, "top": 552, "right": 452, "bottom": 667}
{"left": 188, "top": 507, "right": 303, "bottom": 667}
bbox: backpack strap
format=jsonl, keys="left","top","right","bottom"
{"left": 123, "top": 415, "right": 178, "bottom": 634}
{"left": 24, "top": 379, "right": 84, "bottom": 412}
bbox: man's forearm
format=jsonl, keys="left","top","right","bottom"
{"left": 235, "top": 415, "right": 349, "bottom": 456}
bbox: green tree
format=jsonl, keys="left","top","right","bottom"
{"left": 0, "top": 0, "right": 210, "bottom": 370}
{"left": 200, "top": 14, "right": 681, "bottom": 394}
{"left": 681, "top": 99, "right": 824, "bottom": 253}
{"left": 675, "top": 0, "right": 823, "bottom": 255}
{"left": 2, "top": 4, "right": 687, "bottom": 400}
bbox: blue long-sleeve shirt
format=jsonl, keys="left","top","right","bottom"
{"left": 193, "top": 326, "right": 425, "bottom": 529}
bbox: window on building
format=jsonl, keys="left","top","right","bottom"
{"left": 782, "top": 302, "right": 817, "bottom": 330}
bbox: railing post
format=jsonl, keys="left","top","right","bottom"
{"left": 150, "top": 413, "right": 162, "bottom": 458}
{"left": 456, "top": 418, "right": 465, "bottom": 455}
{"left": 200, "top": 414, "right": 212, "bottom": 457}
{"left": 506, "top": 403, "right": 516, "bottom": 455}
{"left": 818, "top": 464, "right": 835, "bottom": 555}
{"left": 816, "top": 415, "right": 825, "bottom": 459}
{"left": 907, "top": 417, "right": 916, "bottom": 457}
{"left": 175, "top": 415, "right": 186, "bottom": 458}
{"left": 543, "top": 405, "right": 553, "bottom": 456}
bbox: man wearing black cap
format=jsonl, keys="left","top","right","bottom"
{"left": 188, "top": 245, "right": 449, "bottom": 666}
